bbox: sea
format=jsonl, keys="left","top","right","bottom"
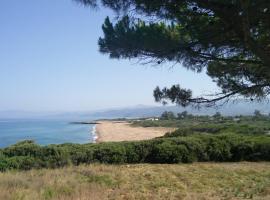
{"left": 0, "top": 119, "right": 96, "bottom": 148}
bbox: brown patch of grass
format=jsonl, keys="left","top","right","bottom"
{"left": 0, "top": 162, "right": 269, "bottom": 200}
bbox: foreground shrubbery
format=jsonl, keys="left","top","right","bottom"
{"left": 0, "top": 133, "right": 270, "bottom": 171}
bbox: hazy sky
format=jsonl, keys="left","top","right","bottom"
{"left": 0, "top": 0, "right": 218, "bottom": 112}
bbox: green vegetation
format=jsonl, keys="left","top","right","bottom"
{"left": 160, "top": 111, "right": 176, "bottom": 120}
{"left": 0, "top": 132, "right": 270, "bottom": 171}
{"left": 0, "top": 163, "right": 269, "bottom": 200}
{"left": 132, "top": 111, "right": 270, "bottom": 134}
{"left": 0, "top": 114, "right": 270, "bottom": 199}
{"left": 1, "top": 112, "right": 270, "bottom": 171}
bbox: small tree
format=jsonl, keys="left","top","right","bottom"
{"left": 254, "top": 110, "right": 262, "bottom": 117}
{"left": 160, "top": 111, "right": 175, "bottom": 120}
{"left": 177, "top": 111, "right": 188, "bottom": 119}
{"left": 213, "top": 112, "right": 222, "bottom": 119}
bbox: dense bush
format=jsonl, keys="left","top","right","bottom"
{"left": 0, "top": 133, "right": 270, "bottom": 171}
{"left": 163, "top": 123, "right": 269, "bottom": 138}
{"left": 132, "top": 116, "right": 270, "bottom": 136}
{"left": 150, "top": 141, "right": 190, "bottom": 163}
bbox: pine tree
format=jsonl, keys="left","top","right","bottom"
{"left": 75, "top": 0, "right": 270, "bottom": 106}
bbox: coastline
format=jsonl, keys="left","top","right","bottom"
{"left": 70, "top": 121, "right": 100, "bottom": 125}
{"left": 94, "top": 120, "right": 175, "bottom": 143}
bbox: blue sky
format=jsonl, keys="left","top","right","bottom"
{"left": 0, "top": 0, "right": 218, "bottom": 112}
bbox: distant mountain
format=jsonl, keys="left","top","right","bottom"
{"left": 0, "top": 100, "right": 269, "bottom": 120}
{"left": 80, "top": 100, "right": 270, "bottom": 119}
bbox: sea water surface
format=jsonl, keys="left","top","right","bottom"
{"left": 0, "top": 119, "right": 95, "bottom": 148}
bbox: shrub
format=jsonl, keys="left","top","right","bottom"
{"left": 92, "top": 143, "right": 127, "bottom": 164}
{"left": 150, "top": 141, "right": 190, "bottom": 163}
{"left": 231, "top": 142, "right": 254, "bottom": 161}
{"left": 41, "top": 146, "right": 71, "bottom": 168}
{"left": 206, "top": 137, "right": 233, "bottom": 161}
{"left": 0, "top": 134, "right": 269, "bottom": 171}
{"left": 3, "top": 140, "right": 42, "bottom": 157}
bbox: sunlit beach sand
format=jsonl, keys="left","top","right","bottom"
{"left": 95, "top": 120, "right": 175, "bottom": 142}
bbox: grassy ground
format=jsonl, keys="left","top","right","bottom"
{"left": 0, "top": 162, "right": 269, "bottom": 200}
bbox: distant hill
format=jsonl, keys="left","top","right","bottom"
{"left": 84, "top": 101, "right": 270, "bottom": 119}
{"left": 0, "top": 100, "right": 269, "bottom": 120}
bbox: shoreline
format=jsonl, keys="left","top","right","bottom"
{"left": 94, "top": 120, "right": 175, "bottom": 143}
{"left": 70, "top": 121, "right": 100, "bottom": 125}
{"left": 91, "top": 125, "right": 98, "bottom": 143}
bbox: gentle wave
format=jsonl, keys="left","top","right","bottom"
{"left": 91, "top": 125, "right": 98, "bottom": 143}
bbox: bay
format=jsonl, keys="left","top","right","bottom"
{"left": 0, "top": 119, "right": 94, "bottom": 148}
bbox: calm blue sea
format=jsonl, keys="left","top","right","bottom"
{"left": 0, "top": 119, "right": 95, "bottom": 148}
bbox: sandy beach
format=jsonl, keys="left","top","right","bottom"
{"left": 95, "top": 121, "right": 175, "bottom": 142}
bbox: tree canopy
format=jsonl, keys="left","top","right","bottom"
{"left": 75, "top": 0, "right": 270, "bottom": 106}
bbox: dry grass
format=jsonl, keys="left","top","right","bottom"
{"left": 0, "top": 162, "right": 269, "bottom": 200}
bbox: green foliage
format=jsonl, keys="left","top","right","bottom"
{"left": 0, "top": 117, "right": 270, "bottom": 171}
{"left": 151, "top": 141, "right": 189, "bottom": 163}
{"left": 0, "top": 133, "right": 270, "bottom": 171}
{"left": 165, "top": 128, "right": 194, "bottom": 137}
{"left": 160, "top": 111, "right": 176, "bottom": 120}
{"left": 165, "top": 124, "right": 269, "bottom": 138}
{"left": 177, "top": 111, "right": 191, "bottom": 119}
{"left": 92, "top": 143, "right": 127, "bottom": 164}
{"left": 213, "top": 112, "right": 222, "bottom": 118}
{"left": 133, "top": 115, "right": 270, "bottom": 135}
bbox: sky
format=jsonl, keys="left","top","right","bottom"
{"left": 0, "top": 0, "right": 218, "bottom": 112}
